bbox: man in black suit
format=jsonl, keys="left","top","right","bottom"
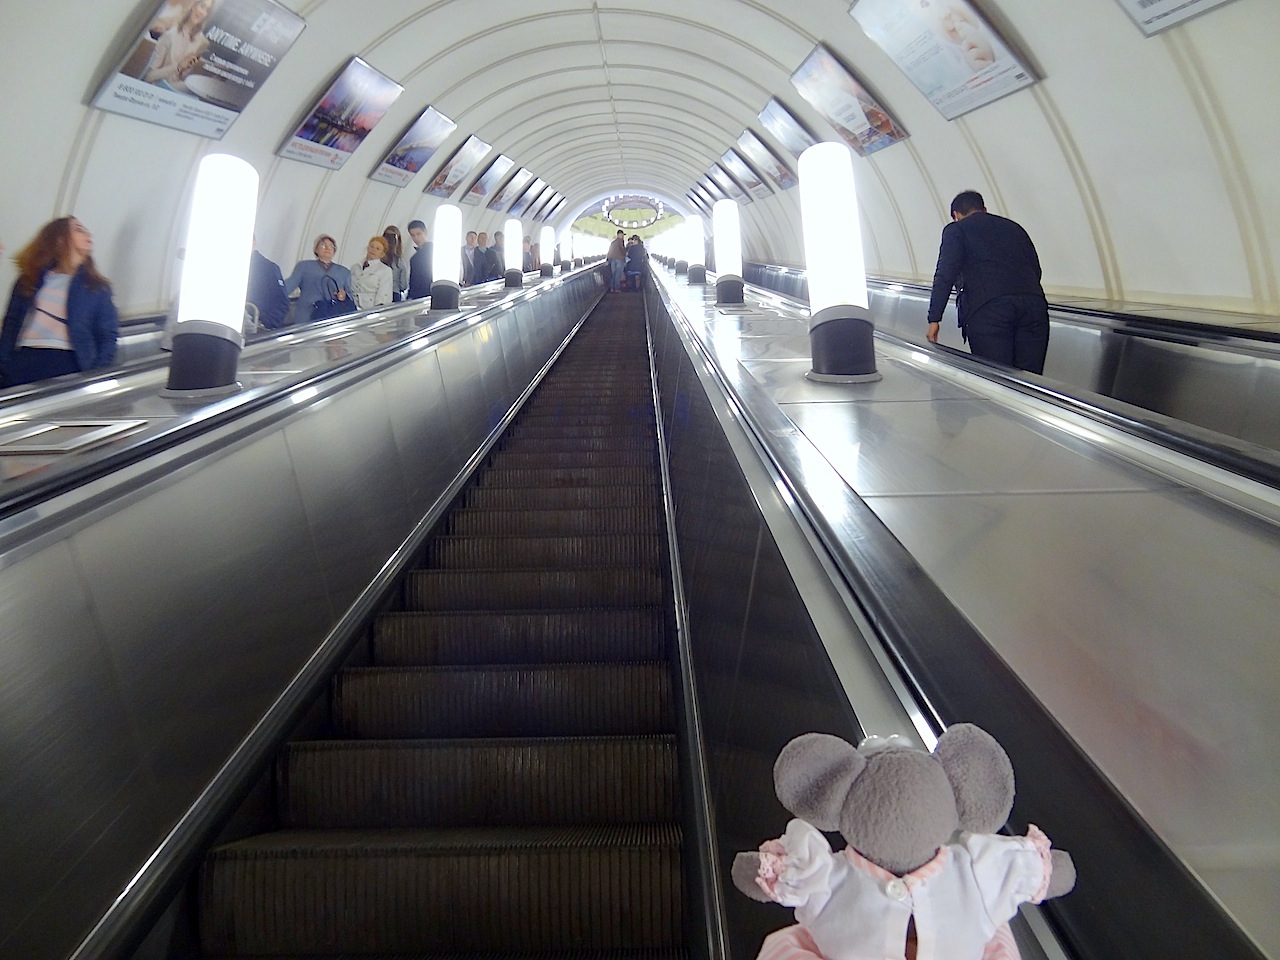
{"left": 407, "top": 220, "right": 433, "bottom": 299}
{"left": 926, "top": 190, "right": 1050, "bottom": 374}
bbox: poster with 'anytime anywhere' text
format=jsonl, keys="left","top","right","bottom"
{"left": 849, "top": 0, "right": 1035, "bottom": 120}
{"left": 93, "top": 0, "right": 304, "bottom": 139}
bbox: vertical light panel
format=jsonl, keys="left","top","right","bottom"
{"left": 432, "top": 204, "right": 462, "bottom": 283}
{"left": 504, "top": 219, "right": 523, "bottom": 271}
{"left": 799, "top": 142, "right": 868, "bottom": 311}
{"left": 712, "top": 200, "right": 742, "bottom": 278}
{"left": 540, "top": 226, "right": 555, "bottom": 266}
{"left": 686, "top": 215, "right": 705, "bottom": 266}
{"left": 177, "top": 154, "right": 258, "bottom": 332}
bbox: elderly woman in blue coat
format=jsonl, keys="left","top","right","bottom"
{"left": 1, "top": 217, "right": 119, "bottom": 387}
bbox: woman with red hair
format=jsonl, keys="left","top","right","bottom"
{"left": 1, "top": 218, "right": 119, "bottom": 387}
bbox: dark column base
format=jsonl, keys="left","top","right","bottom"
{"left": 687, "top": 265, "right": 707, "bottom": 284}
{"left": 430, "top": 280, "right": 460, "bottom": 310}
{"left": 807, "top": 310, "right": 881, "bottom": 382}
{"left": 540, "top": 264, "right": 554, "bottom": 277}
{"left": 161, "top": 322, "right": 243, "bottom": 398}
{"left": 715, "top": 276, "right": 744, "bottom": 304}
{"left": 675, "top": 260, "right": 688, "bottom": 275}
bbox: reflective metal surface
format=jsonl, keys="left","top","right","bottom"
{"left": 743, "top": 264, "right": 1280, "bottom": 454}
{"left": 656, "top": 266, "right": 1279, "bottom": 959}
{"left": 0, "top": 267, "right": 604, "bottom": 960}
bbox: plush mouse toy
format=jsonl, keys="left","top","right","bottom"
{"left": 732, "top": 724, "right": 1075, "bottom": 960}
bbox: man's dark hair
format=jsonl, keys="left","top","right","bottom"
{"left": 950, "top": 190, "right": 985, "bottom": 217}
{"left": 407, "top": 219, "right": 425, "bottom": 231}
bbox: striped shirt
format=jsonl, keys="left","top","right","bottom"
{"left": 19, "top": 272, "right": 73, "bottom": 350}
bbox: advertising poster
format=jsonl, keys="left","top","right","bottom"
{"left": 757, "top": 98, "right": 819, "bottom": 160}
{"left": 708, "top": 164, "right": 751, "bottom": 204}
{"left": 545, "top": 196, "right": 568, "bottom": 221}
{"left": 791, "top": 44, "right": 908, "bottom": 157}
{"left": 489, "top": 167, "right": 533, "bottom": 211}
{"left": 850, "top": 0, "right": 1035, "bottom": 120}
{"left": 370, "top": 105, "right": 457, "bottom": 186}
{"left": 721, "top": 149, "right": 773, "bottom": 200}
{"left": 698, "top": 176, "right": 726, "bottom": 202}
{"left": 531, "top": 192, "right": 560, "bottom": 221}
{"left": 737, "top": 129, "right": 797, "bottom": 191}
{"left": 93, "top": 0, "right": 305, "bottom": 139}
{"left": 1110, "top": 0, "right": 1239, "bottom": 35}
{"left": 280, "top": 58, "right": 402, "bottom": 169}
{"left": 462, "top": 154, "right": 515, "bottom": 205}
{"left": 423, "top": 135, "right": 492, "bottom": 198}
{"left": 509, "top": 178, "right": 548, "bottom": 218}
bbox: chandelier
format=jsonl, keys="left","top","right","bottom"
{"left": 601, "top": 194, "right": 665, "bottom": 229}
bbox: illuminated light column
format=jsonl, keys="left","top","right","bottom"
{"left": 686, "top": 216, "right": 707, "bottom": 283}
{"left": 504, "top": 218, "right": 523, "bottom": 287}
{"left": 162, "top": 153, "right": 257, "bottom": 399}
{"left": 799, "top": 142, "right": 881, "bottom": 382}
{"left": 712, "top": 200, "right": 743, "bottom": 303}
{"left": 558, "top": 226, "right": 572, "bottom": 271}
{"left": 540, "top": 225, "right": 556, "bottom": 277}
{"left": 430, "top": 203, "right": 462, "bottom": 310}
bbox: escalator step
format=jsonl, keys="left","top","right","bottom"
{"left": 204, "top": 952, "right": 689, "bottom": 959}
{"left": 445, "top": 507, "right": 658, "bottom": 537}
{"left": 373, "top": 607, "right": 665, "bottom": 666}
{"left": 496, "top": 436, "right": 654, "bottom": 454}
{"left": 507, "top": 424, "right": 649, "bottom": 442}
{"left": 278, "top": 735, "right": 678, "bottom": 828}
{"left": 478, "top": 466, "right": 655, "bottom": 489}
{"left": 199, "top": 824, "right": 683, "bottom": 955}
{"left": 333, "top": 662, "right": 674, "bottom": 738}
{"left": 406, "top": 568, "right": 663, "bottom": 610}
{"left": 514, "top": 414, "right": 655, "bottom": 430}
{"left": 425, "top": 534, "right": 662, "bottom": 570}
{"left": 462, "top": 485, "right": 659, "bottom": 512}
{"left": 487, "top": 449, "right": 655, "bottom": 470}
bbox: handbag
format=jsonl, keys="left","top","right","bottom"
{"left": 309, "top": 275, "right": 349, "bottom": 322}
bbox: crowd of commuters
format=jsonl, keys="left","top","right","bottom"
{"left": 0, "top": 213, "right": 559, "bottom": 388}
{"left": 3, "top": 191, "right": 1047, "bottom": 392}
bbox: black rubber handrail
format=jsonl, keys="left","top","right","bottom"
{"left": 745, "top": 260, "right": 1280, "bottom": 346}
{"left": 655, "top": 279, "right": 1268, "bottom": 960}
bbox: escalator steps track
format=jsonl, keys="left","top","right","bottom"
{"left": 199, "top": 294, "right": 688, "bottom": 957}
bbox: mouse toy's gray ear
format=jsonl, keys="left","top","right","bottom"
{"left": 933, "top": 723, "right": 1015, "bottom": 833}
{"left": 773, "top": 733, "right": 865, "bottom": 831}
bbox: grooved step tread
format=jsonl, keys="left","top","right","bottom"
{"left": 487, "top": 450, "right": 656, "bottom": 470}
{"left": 445, "top": 508, "right": 658, "bottom": 537}
{"left": 278, "top": 735, "right": 678, "bottom": 828}
{"left": 203, "top": 952, "right": 690, "bottom": 960}
{"left": 373, "top": 607, "right": 666, "bottom": 666}
{"left": 406, "top": 568, "right": 664, "bottom": 610}
{"left": 462, "top": 485, "right": 659, "bottom": 511}
{"left": 478, "top": 466, "right": 656, "bottom": 489}
{"left": 201, "top": 826, "right": 683, "bottom": 955}
{"left": 333, "top": 662, "right": 675, "bottom": 738}
{"left": 425, "top": 535, "right": 662, "bottom": 571}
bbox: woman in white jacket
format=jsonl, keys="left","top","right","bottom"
{"left": 350, "top": 236, "right": 394, "bottom": 310}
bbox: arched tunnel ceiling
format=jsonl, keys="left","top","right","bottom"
{"left": 2, "top": 0, "right": 1277, "bottom": 317}
{"left": 346, "top": 0, "right": 822, "bottom": 211}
